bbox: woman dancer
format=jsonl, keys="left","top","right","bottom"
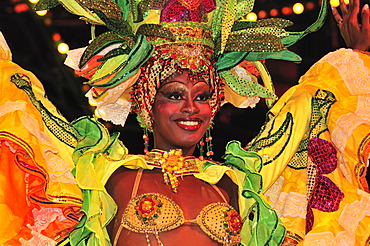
{"left": 0, "top": 0, "right": 369, "bottom": 245}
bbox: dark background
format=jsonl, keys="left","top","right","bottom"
{"left": 0, "top": 0, "right": 358, "bottom": 160}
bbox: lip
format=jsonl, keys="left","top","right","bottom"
{"left": 175, "top": 119, "right": 202, "bottom": 131}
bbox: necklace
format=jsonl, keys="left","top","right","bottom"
{"left": 145, "top": 149, "right": 202, "bottom": 192}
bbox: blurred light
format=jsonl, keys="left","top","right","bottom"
{"left": 44, "top": 18, "right": 52, "bottom": 26}
{"left": 270, "top": 9, "right": 279, "bottom": 17}
{"left": 52, "top": 33, "right": 61, "bottom": 42}
{"left": 14, "top": 3, "right": 29, "bottom": 13}
{"left": 281, "top": 6, "right": 292, "bottom": 15}
{"left": 344, "top": 0, "right": 349, "bottom": 4}
{"left": 57, "top": 43, "right": 69, "bottom": 54}
{"left": 330, "top": 0, "right": 340, "bottom": 7}
{"left": 258, "top": 10, "right": 268, "bottom": 19}
{"left": 306, "top": 2, "right": 315, "bottom": 10}
{"left": 246, "top": 12, "right": 257, "bottom": 21}
{"left": 36, "top": 10, "right": 47, "bottom": 16}
{"left": 293, "top": 3, "right": 304, "bottom": 14}
{"left": 82, "top": 84, "right": 91, "bottom": 93}
{"left": 29, "top": 0, "right": 39, "bottom": 3}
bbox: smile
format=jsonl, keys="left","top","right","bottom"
{"left": 176, "top": 120, "right": 202, "bottom": 130}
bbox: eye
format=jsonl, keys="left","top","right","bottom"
{"left": 195, "top": 93, "right": 211, "bottom": 101}
{"left": 168, "top": 92, "right": 183, "bottom": 100}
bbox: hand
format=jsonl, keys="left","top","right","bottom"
{"left": 331, "top": 0, "right": 370, "bottom": 51}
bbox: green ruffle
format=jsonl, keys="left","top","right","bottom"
{"left": 223, "top": 140, "right": 286, "bottom": 246}
{"left": 69, "top": 116, "right": 128, "bottom": 246}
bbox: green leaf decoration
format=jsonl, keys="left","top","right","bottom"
{"left": 244, "top": 50, "right": 302, "bottom": 62}
{"left": 216, "top": 51, "right": 249, "bottom": 71}
{"left": 235, "top": 0, "right": 254, "bottom": 20}
{"left": 283, "top": 0, "right": 328, "bottom": 47}
{"left": 93, "top": 9, "right": 134, "bottom": 36}
{"left": 87, "top": 35, "right": 153, "bottom": 88}
{"left": 219, "top": 70, "right": 277, "bottom": 99}
{"left": 79, "top": 32, "right": 127, "bottom": 68}
{"left": 34, "top": 0, "right": 60, "bottom": 11}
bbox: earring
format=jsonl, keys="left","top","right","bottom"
{"left": 205, "top": 128, "right": 214, "bottom": 158}
{"left": 198, "top": 126, "right": 213, "bottom": 160}
{"left": 143, "top": 128, "right": 150, "bottom": 153}
{"left": 199, "top": 137, "right": 205, "bottom": 160}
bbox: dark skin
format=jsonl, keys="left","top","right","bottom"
{"left": 106, "top": 71, "right": 239, "bottom": 245}
{"left": 106, "top": 168, "right": 238, "bottom": 246}
{"left": 332, "top": 0, "right": 370, "bottom": 50}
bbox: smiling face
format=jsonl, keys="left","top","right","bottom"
{"left": 151, "top": 70, "right": 212, "bottom": 155}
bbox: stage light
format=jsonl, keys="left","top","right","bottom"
{"left": 270, "top": 9, "right": 279, "bottom": 17}
{"left": 330, "top": 0, "right": 340, "bottom": 7}
{"left": 57, "top": 43, "right": 69, "bottom": 54}
{"left": 258, "top": 10, "right": 268, "bottom": 19}
{"left": 14, "top": 3, "right": 29, "bottom": 13}
{"left": 29, "top": 0, "right": 39, "bottom": 3}
{"left": 293, "top": 3, "right": 304, "bottom": 14}
{"left": 36, "top": 10, "right": 47, "bottom": 16}
{"left": 306, "top": 2, "right": 315, "bottom": 10}
{"left": 281, "top": 6, "right": 292, "bottom": 15}
{"left": 246, "top": 12, "right": 257, "bottom": 21}
{"left": 52, "top": 33, "right": 61, "bottom": 42}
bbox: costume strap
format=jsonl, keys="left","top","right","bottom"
{"left": 211, "top": 184, "right": 228, "bottom": 204}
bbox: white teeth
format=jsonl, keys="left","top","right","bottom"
{"left": 178, "top": 121, "right": 199, "bottom": 126}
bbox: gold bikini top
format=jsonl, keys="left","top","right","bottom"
{"left": 113, "top": 168, "right": 242, "bottom": 246}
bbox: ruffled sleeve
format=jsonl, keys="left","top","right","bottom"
{"left": 247, "top": 49, "right": 370, "bottom": 244}
{"left": 69, "top": 116, "right": 153, "bottom": 246}
{"left": 0, "top": 32, "right": 83, "bottom": 245}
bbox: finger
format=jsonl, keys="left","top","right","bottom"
{"left": 339, "top": 0, "right": 348, "bottom": 16}
{"left": 349, "top": 0, "right": 360, "bottom": 22}
{"left": 362, "top": 4, "right": 370, "bottom": 30}
{"left": 331, "top": 6, "right": 344, "bottom": 23}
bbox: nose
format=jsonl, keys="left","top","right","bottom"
{"left": 180, "top": 98, "right": 200, "bottom": 115}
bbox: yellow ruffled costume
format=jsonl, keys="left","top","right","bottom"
{"left": 247, "top": 48, "right": 370, "bottom": 245}
{"left": 0, "top": 33, "right": 83, "bottom": 245}
{"left": 2, "top": 23, "right": 370, "bottom": 245}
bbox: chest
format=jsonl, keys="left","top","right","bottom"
{"left": 106, "top": 167, "right": 230, "bottom": 220}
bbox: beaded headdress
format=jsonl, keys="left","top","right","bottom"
{"left": 36, "top": 0, "right": 328, "bottom": 130}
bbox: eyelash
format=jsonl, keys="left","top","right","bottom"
{"left": 166, "top": 92, "right": 211, "bottom": 101}
{"left": 168, "top": 92, "right": 183, "bottom": 100}
{"left": 194, "top": 93, "right": 211, "bottom": 101}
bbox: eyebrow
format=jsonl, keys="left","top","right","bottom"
{"left": 160, "top": 80, "right": 208, "bottom": 88}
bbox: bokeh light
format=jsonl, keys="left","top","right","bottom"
{"left": 281, "top": 6, "right": 292, "bottom": 15}
{"left": 306, "top": 2, "right": 315, "bottom": 10}
{"left": 270, "top": 9, "right": 279, "bottom": 17}
{"left": 57, "top": 43, "right": 69, "bottom": 54}
{"left": 246, "top": 12, "right": 258, "bottom": 21}
{"left": 36, "top": 10, "right": 48, "bottom": 16}
{"left": 293, "top": 3, "right": 304, "bottom": 14}
{"left": 52, "top": 33, "right": 61, "bottom": 42}
{"left": 330, "top": 0, "right": 340, "bottom": 7}
{"left": 258, "top": 10, "right": 268, "bottom": 19}
{"left": 14, "top": 3, "right": 29, "bottom": 13}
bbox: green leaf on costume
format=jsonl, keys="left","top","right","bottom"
{"left": 34, "top": 0, "right": 60, "bottom": 11}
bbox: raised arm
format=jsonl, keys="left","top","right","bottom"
{"left": 332, "top": 0, "right": 370, "bottom": 50}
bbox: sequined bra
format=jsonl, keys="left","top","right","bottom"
{"left": 113, "top": 168, "right": 242, "bottom": 246}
